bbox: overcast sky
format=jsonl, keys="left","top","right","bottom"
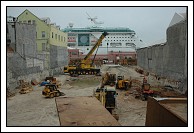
{"left": 7, "top": 6, "right": 186, "bottom": 46}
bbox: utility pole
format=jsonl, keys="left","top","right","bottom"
{"left": 107, "top": 43, "right": 109, "bottom": 60}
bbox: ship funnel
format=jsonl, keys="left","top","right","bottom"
{"left": 69, "top": 22, "right": 74, "bottom": 28}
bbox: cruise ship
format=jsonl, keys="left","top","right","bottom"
{"left": 62, "top": 20, "right": 145, "bottom": 55}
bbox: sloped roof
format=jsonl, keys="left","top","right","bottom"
{"left": 169, "top": 12, "right": 186, "bottom": 27}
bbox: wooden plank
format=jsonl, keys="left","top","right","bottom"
{"left": 55, "top": 96, "right": 121, "bottom": 126}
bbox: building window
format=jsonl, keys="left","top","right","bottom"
{"left": 32, "top": 20, "right": 36, "bottom": 25}
{"left": 64, "top": 37, "right": 66, "bottom": 42}
{"left": 28, "top": 20, "right": 31, "bottom": 24}
{"left": 23, "top": 20, "right": 26, "bottom": 23}
{"left": 72, "top": 51, "right": 77, "bottom": 55}
{"left": 58, "top": 35, "right": 60, "bottom": 41}
{"left": 61, "top": 36, "right": 63, "bottom": 41}
{"left": 42, "top": 31, "right": 46, "bottom": 38}
{"left": 52, "top": 32, "right": 54, "bottom": 38}
{"left": 42, "top": 43, "right": 46, "bottom": 51}
{"left": 55, "top": 34, "right": 57, "bottom": 39}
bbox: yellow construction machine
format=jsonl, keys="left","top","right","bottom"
{"left": 116, "top": 75, "right": 132, "bottom": 90}
{"left": 42, "top": 84, "right": 65, "bottom": 98}
{"left": 94, "top": 72, "right": 119, "bottom": 120}
{"left": 101, "top": 72, "right": 116, "bottom": 87}
{"left": 64, "top": 32, "right": 108, "bottom": 76}
{"left": 94, "top": 86, "right": 117, "bottom": 114}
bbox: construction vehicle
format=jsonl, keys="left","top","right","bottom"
{"left": 42, "top": 84, "right": 65, "bottom": 98}
{"left": 64, "top": 32, "right": 108, "bottom": 76}
{"left": 93, "top": 72, "right": 119, "bottom": 120}
{"left": 141, "top": 77, "right": 154, "bottom": 101}
{"left": 45, "top": 76, "right": 56, "bottom": 84}
{"left": 101, "top": 72, "right": 116, "bottom": 86}
{"left": 44, "top": 76, "right": 61, "bottom": 87}
{"left": 94, "top": 86, "right": 117, "bottom": 113}
{"left": 116, "top": 75, "right": 132, "bottom": 90}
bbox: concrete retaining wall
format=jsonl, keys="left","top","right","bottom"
{"left": 50, "top": 45, "right": 68, "bottom": 75}
{"left": 7, "top": 69, "right": 49, "bottom": 91}
{"left": 7, "top": 22, "right": 50, "bottom": 90}
{"left": 137, "top": 20, "right": 187, "bottom": 93}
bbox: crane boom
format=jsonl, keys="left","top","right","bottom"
{"left": 83, "top": 31, "right": 108, "bottom": 61}
{"left": 64, "top": 31, "right": 108, "bottom": 76}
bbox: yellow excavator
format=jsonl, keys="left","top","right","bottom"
{"left": 64, "top": 32, "right": 108, "bottom": 76}
{"left": 116, "top": 75, "right": 132, "bottom": 90}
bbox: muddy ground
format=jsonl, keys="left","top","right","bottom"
{"left": 7, "top": 65, "right": 184, "bottom": 126}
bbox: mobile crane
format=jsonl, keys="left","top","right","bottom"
{"left": 64, "top": 32, "right": 108, "bottom": 76}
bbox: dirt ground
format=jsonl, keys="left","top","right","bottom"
{"left": 7, "top": 64, "right": 184, "bottom": 126}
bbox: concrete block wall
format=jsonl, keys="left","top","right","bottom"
{"left": 7, "top": 69, "right": 49, "bottom": 91}
{"left": 7, "top": 23, "right": 16, "bottom": 50}
{"left": 7, "top": 22, "right": 50, "bottom": 90}
{"left": 15, "top": 23, "right": 37, "bottom": 57}
{"left": 7, "top": 22, "right": 69, "bottom": 91}
{"left": 137, "top": 20, "right": 187, "bottom": 93}
{"left": 50, "top": 45, "right": 68, "bottom": 75}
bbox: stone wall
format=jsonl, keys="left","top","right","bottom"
{"left": 137, "top": 20, "right": 187, "bottom": 93}
{"left": 50, "top": 45, "right": 68, "bottom": 75}
{"left": 7, "top": 22, "right": 69, "bottom": 90}
{"left": 7, "top": 22, "right": 48, "bottom": 90}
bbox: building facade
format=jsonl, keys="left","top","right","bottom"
{"left": 17, "top": 9, "right": 68, "bottom": 73}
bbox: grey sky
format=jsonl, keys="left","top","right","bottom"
{"left": 7, "top": 7, "right": 186, "bottom": 45}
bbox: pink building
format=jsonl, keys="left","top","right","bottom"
{"left": 68, "top": 48, "right": 136, "bottom": 65}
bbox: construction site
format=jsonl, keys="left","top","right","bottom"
{"left": 7, "top": 65, "right": 187, "bottom": 126}
{"left": 5, "top": 7, "right": 189, "bottom": 130}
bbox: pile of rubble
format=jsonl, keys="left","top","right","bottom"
{"left": 18, "top": 80, "right": 33, "bottom": 94}
{"left": 7, "top": 88, "right": 15, "bottom": 98}
{"left": 135, "top": 68, "right": 149, "bottom": 76}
